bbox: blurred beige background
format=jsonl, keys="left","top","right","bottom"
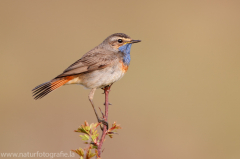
{"left": 1, "top": 0, "right": 240, "bottom": 159}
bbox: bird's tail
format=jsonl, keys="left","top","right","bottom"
{"left": 32, "top": 76, "right": 74, "bottom": 100}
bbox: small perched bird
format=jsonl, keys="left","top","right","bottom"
{"left": 32, "top": 33, "right": 141, "bottom": 125}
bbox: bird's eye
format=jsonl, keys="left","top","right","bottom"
{"left": 118, "top": 39, "right": 123, "bottom": 43}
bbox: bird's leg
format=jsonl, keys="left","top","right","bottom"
{"left": 99, "top": 107, "right": 105, "bottom": 117}
{"left": 88, "top": 88, "right": 108, "bottom": 130}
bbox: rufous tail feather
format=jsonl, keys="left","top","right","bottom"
{"left": 32, "top": 76, "right": 74, "bottom": 100}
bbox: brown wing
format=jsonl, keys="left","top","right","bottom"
{"left": 54, "top": 48, "right": 118, "bottom": 79}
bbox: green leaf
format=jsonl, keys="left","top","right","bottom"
{"left": 72, "top": 148, "right": 84, "bottom": 157}
{"left": 92, "top": 145, "right": 98, "bottom": 149}
{"left": 87, "top": 150, "right": 96, "bottom": 159}
{"left": 79, "top": 148, "right": 84, "bottom": 156}
{"left": 89, "top": 152, "right": 96, "bottom": 158}
{"left": 91, "top": 134, "right": 99, "bottom": 141}
{"left": 77, "top": 127, "right": 89, "bottom": 134}
{"left": 85, "top": 125, "right": 90, "bottom": 132}
{"left": 80, "top": 134, "right": 89, "bottom": 141}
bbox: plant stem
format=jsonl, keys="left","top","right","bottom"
{"left": 97, "top": 85, "right": 111, "bottom": 158}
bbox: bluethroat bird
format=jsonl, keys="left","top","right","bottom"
{"left": 32, "top": 33, "right": 141, "bottom": 127}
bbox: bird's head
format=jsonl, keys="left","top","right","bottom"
{"left": 102, "top": 33, "right": 141, "bottom": 54}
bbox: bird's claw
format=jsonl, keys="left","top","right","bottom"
{"left": 101, "top": 85, "right": 111, "bottom": 94}
{"left": 98, "top": 119, "right": 108, "bottom": 131}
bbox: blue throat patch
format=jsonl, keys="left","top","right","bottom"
{"left": 118, "top": 43, "right": 132, "bottom": 66}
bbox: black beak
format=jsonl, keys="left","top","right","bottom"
{"left": 130, "top": 40, "right": 141, "bottom": 43}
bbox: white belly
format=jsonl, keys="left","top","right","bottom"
{"left": 66, "top": 63, "right": 126, "bottom": 89}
